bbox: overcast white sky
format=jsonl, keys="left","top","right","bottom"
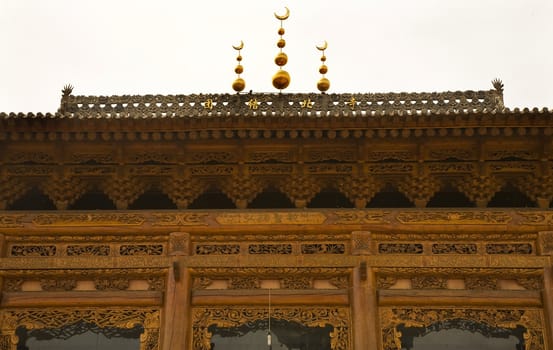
{"left": 1, "top": 0, "right": 552, "bottom": 112}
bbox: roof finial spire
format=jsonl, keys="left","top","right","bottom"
{"left": 492, "top": 78, "right": 504, "bottom": 93}
{"left": 232, "top": 41, "right": 246, "bottom": 93}
{"left": 272, "top": 7, "right": 291, "bottom": 91}
{"left": 58, "top": 84, "right": 74, "bottom": 114}
{"left": 61, "top": 84, "right": 74, "bottom": 98}
{"left": 316, "top": 41, "right": 330, "bottom": 93}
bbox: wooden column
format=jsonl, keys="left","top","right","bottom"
{"left": 351, "top": 231, "right": 378, "bottom": 350}
{"left": 0, "top": 233, "right": 5, "bottom": 257}
{"left": 352, "top": 264, "right": 368, "bottom": 350}
{"left": 542, "top": 267, "right": 553, "bottom": 349}
{"left": 538, "top": 231, "right": 553, "bottom": 349}
{"left": 162, "top": 232, "right": 191, "bottom": 350}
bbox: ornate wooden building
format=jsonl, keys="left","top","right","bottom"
{"left": 1, "top": 79, "right": 553, "bottom": 349}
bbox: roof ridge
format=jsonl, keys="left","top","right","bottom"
{"left": 56, "top": 90, "right": 504, "bottom": 115}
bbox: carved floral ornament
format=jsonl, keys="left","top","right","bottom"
{"left": 1, "top": 210, "right": 553, "bottom": 232}
{"left": 192, "top": 306, "right": 350, "bottom": 350}
{"left": 190, "top": 267, "right": 350, "bottom": 290}
{"left": 0, "top": 308, "right": 161, "bottom": 350}
{"left": 379, "top": 307, "right": 546, "bottom": 350}
{"left": 374, "top": 267, "right": 545, "bottom": 291}
{"left": 2, "top": 268, "right": 167, "bottom": 292}
{"left": 7, "top": 242, "right": 165, "bottom": 257}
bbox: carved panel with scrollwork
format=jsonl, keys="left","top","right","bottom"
{"left": 195, "top": 244, "right": 240, "bottom": 255}
{"left": 248, "top": 244, "right": 292, "bottom": 255}
{"left": 228, "top": 276, "right": 260, "bottom": 289}
{"left": 66, "top": 245, "right": 110, "bottom": 256}
{"left": 281, "top": 277, "right": 313, "bottom": 289}
{"left": 10, "top": 245, "right": 56, "bottom": 257}
{"left": 432, "top": 243, "right": 477, "bottom": 254}
{"left": 411, "top": 276, "right": 447, "bottom": 289}
{"left": 486, "top": 243, "right": 533, "bottom": 255}
{"left": 378, "top": 243, "right": 423, "bottom": 254}
{"left": 301, "top": 243, "right": 345, "bottom": 254}
{"left": 119, "top": 244, "right": 164, "bottom": 256}
{"left": 192, "top": 306, "right": 350, "bottom": 350}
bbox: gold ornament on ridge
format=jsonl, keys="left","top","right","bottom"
{"left": 272, "top": 7, "right": 291, "bottom": 91}
{"left": 316, "top": 40, "right": 330, "bottom": 93}
{"left": 274, "top": 7, "right": 290, "bottom": 21}
{"left": 232, "top": 40, "right": 246, "bottom": 93}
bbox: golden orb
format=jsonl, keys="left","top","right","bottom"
{"left": 277, "top": 39, "right": 286, "bottom": 48}
{"left": 317, "top": 77, "right": 330, "bottom": 92}
{"left": 320, "top": 55, "right": 326, "bottom": 62}
{"left": 274, "top": 52, "right": 288, "bottom": 66}
{"left": 319, "top": 65, "right": 328, "bottom": 74}
{"left": 235, "top": 65, "right": 243, "bottom": 74}
{"left": 232, "top": 78, "right": 246, "bottom": 92}
{"left": 278, "top": 27, "right": 285, "bottom": 35}
{"left": 236, "top": 55, "right": 242, "bottom": 62}
{"left": 272, "top": 70, "right": 291, "bottom": 90}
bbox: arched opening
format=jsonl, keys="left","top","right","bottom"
{"left": 188, "top": 188, "right": 236, "bottom": 209}
{"left": 249, "top": 188, "right": 294, "bottom": 208}
{"left": 367, "top": 184, "right": 414, "bottom": 208}
{"left": 8, "top": 187, "right": 56, "bottom": 210}
{"left": 128, "top": 188, "right": 177, "bottom": 209}
{"left": 69, "top": 189, "right": 116, "bottom": 210}
{"left": 427, "top": 184, "right": 473, "bottom": 207}
{"left": 307, "top": 189, "right": 354, "bottom": 208}
{"left": 488, "top": 183, "right": 536, "bottom": 208}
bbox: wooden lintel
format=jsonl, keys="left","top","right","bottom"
{"left": 1, "top": 290, "right": 163, "bottom": 307}
{"left": 192, "top": 289, "right": 348, "bottom": 306}
{"left": 378, "top": 289, "right": 542, "bottom": 307}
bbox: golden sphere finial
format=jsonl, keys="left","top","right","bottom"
{"left": 272, "top": 70, "right": 291, "bottom": 90}
{"left": 316, "top": 41, "right": 330, "bottom": 93}
{"left": 272, "top": 8, "right": 291, "bottom": 91}
{"left": 232, "top": 41, "right": 246, "bottom": 93}
{"left": 233, "top": 78, "right": 246, "bottom": 92}
{"left": 275, "top": 52, "right": 288, "bottom": 66}
{"left": 317, "top": 78, "right": 330, "bottom": 92}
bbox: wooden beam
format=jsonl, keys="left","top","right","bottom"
{"left": 1, "top": 290, "right": 163, "bottom": 307}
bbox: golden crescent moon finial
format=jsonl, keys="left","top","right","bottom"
{"left": 232, "top": 40, "right": 244, "bottom": 51}
{"left": 274, "top": 7, "right": 290, "bottom": 21}
{"left": 316, "top": 41, "right": 328, "bottom": 51}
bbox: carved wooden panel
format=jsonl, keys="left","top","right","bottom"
{"left": 2, "top": 268, "right": 166, "bottom": 292}
{"left": 375, "top": 268, "right": 543, "bottom": 291}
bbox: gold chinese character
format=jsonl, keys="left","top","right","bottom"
{"left": 248, "top": 98, "right": 259, "bottom": 110}
{"left": 203, "top": 99, "right": 214, "bottom": 110}
{"left": 301, "top": 98, "right": 314, "bottom": 109}
{"left": 347, "top": 97, "right": 356, "bottom": 110}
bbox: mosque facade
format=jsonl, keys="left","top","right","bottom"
{"left": 1, "top": 8, "right": 553, "bottom": 350}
